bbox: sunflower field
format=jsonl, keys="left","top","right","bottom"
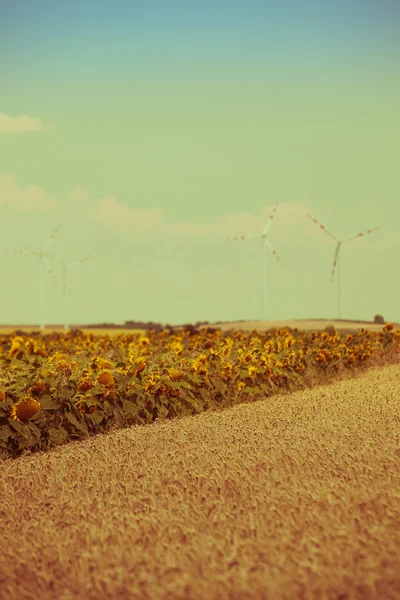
{"left": 0, "top": 323, "right": 399, "bottom": 460}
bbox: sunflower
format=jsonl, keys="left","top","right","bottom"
{"left": 98, "top": 371, "right": 115, "bottom": 387}
{"left": 10, "top": 397, "right": 41, "bottom": 421}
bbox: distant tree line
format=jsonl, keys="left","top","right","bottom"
{"left": 82, "top": 320, "right": 212, "bottom": 332}
{"left": 9, "top": 314, "right": 388, "bottom": 336}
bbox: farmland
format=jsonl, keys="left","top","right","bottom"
{"left": 0, "top": 320, "right": 399, "bottom": 599}
{"left": 0, "top": 326, "right": 147, "bottom": 337}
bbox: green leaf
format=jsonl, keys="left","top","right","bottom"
{"left": 65, "top": 411, "right": 85, "bottom": 431}
{"left": 23, "top": 422, "right": 41, "bottom": 446}
{"left": 115, "top": 362, "right": 127, "bottom": 369}
{"left": 244, "top": 386, "right": 260, "bottom": 395}
{"left": 0, "top": 424, "right": 13, "bottom": 441}
{"left": 59, "top": 386, "right": 76, "bottom": 400}
{"left": 122, "top": 399, "right": 139, "bottom": 418}
{"left": 86, "top": 410, "right": 104, "bottom": 426}
{"left": 178, "top": 381, "right": 192, "bottom": 389}
{"left": 112, "top": 406, "right": 125, "bottom": 425}
{"left": 47, "top": 427, "right": 69, "bottom": 445}
{"left": 39, "top": 394, "right": 62, "bottom": 410}
{"left": 9, "top": 419, "right": 29, "bottom": 435}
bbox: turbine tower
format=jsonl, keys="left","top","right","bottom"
{"left": 226, "top": 202, "right": 284, "bottom": 321}
{"left": 306, "top": 212, "right": 380, "bottom": 320}
{"left": 47, "top": 255, "right": 91, "bottom": 331}
{"left": 10, "top": 225, "right": 61, "bottom": 331}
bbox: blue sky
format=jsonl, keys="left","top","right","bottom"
{"left": 3, "top": 0, "right": 400, "bottom": 86}
{"left": 1, "top": 0, "right": 399, "bottom": 327}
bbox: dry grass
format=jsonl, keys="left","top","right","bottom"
{"left": 1, "top": 362, "right": 399, "bottom": 600}
{"left": 206, "top": 319, "right": 400, "bottom": 333}
{"left": 0, "top": 327, "right": 146, "bottom": 337}
{"left": 1, "top": 319, "right": 398, "bottom": 338}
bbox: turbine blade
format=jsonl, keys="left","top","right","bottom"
{"left": 10, "top": 248, "right": 55, "bottom": 260}
{"left": 226, "top": 233, "right": 263, "bottom": 242}
{"left": 33, "top": 251, "right": 55, "bottom": 259}
{"left": 66, "top": 255, "right": 91, "bottom": 269}
{"left": 42, "top": 255, "right": 59, "bottom": 284}
{"left": 307, "top": 213, "right": 339, "bottom": 242}
{"left": 42, "top": 224, "right": 62, "bottom": 253}
{"left": 264, "top": 238, "right": 284, "bottom": 266}
{"left": 342, "top": 226, "right": 380, "bottom": 244}
{"left": 330, "top": 243, "right": 341, "bottom": 282}
{"left": 9, "top": 249, "right": 32, "bottom": 256}
{"left": 262, "top": 202, "right": 279, "bottom": 235}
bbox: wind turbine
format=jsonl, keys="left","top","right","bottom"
{"left": 306, "top": 212, "right": 380, "bottom": 320}
{"left": 226, "top": 202, "right": 284, "bottom": 321}
{"left": 46, "top": 254, "right": 91, "bottom": 331}
{"left": 9, "top": 225, "right": 61, "bottom": 331}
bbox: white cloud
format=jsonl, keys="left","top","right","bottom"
{"left": 89, "top": 196, "right": 164, "bottom": 234}
{"left": 0, "top": 174, "right": 62, "bottom": 212}
{"left": 87, "top": 195, "right": 309, "bottom": 241}
{"left": 88, "top": 195, "right": 382, "bottom": 248}
{"left": 0, "top": 175, "right": 394, "bottom": 253}
{"left": 0, "top": 113, "right": 58, "bottom": 134}
{"left": 67, "top": 188, "right": 91, "bottom": 203}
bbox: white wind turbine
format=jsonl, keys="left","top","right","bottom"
{"left": 46, "top": 254, "right": 91, "bottom": 331}
{"left": 226, "top": 202, "right": 284, "bottom": 321}
{"left": 306, "top": 212, "right": 380, "bottom": 320}
{"left": 9, "top": 225, "right": 61, "bottom": 331}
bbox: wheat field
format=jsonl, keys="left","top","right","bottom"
{"left": 1, "top": 360, "right": 399, "bottom": 600}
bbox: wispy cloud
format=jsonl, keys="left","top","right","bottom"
{"left": 90, "top": 196, "right": 164, "bottom": 234}
{"left": 88, "top": 195, "right": 277, "bottom": 240}
{"left": 0, "top": 174, "right": 61, "bottom": 212}
{"left": 0, "top": 113, "right": 58, "bottom": 134}
{"left": 0, "top": 175, "right": 392, "bottom": 251}
{"left": 67, "top": 188, "right": 91, "bottom": 203}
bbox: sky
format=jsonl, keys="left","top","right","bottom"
{"left": 1, "top": 0, "right": 399, "bottom": 327}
